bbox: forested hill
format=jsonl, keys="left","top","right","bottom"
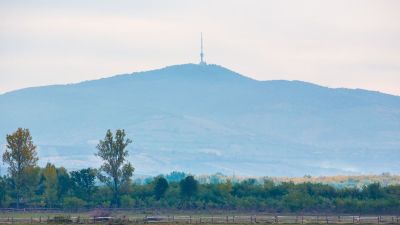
{"left": 0, "top": 63, "right": 399, "bottom": 176}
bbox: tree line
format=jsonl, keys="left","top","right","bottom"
{"left": 1, "top": 128, "right": 400, "bottom": 213}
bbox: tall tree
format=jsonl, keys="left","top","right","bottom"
{"left": 0, "top": 176, "right": 6, "bottom": 207}
{"left": 2, "top": 128, "right": 38, "bottom": 208}
{"left": 56, "top": 167, "right": 72, "bottom": 201}
{"left": 96, "top": 129, "right": 134, "bottom": 207}
{"left": 180, "top": 176, "right": 198, "bottom": 199}
{"left": 153, "top": 176, "right": 169, "bottom": 200}
{"left": 43, "top": 163, "right": 58, "bottom": 207}
{"left": 70, "top": 168, "right": 97, "bottom": 202}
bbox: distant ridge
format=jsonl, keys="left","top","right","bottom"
{"left": 0, "top": 64, "right": 399, "bottom": 176}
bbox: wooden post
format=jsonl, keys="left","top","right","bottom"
{"left": 352, "top": 216, "right": 355, "bottom": 224}
{"left": 326, "top": 215, "right": 328, "bottom": 224}
{"left": 378, "top": 216, "right": 380, "bottom": 224}
{"left": 30, "top": 216, "right": 33, "bottom": 224}
{"left": 301, "top": 216, "right": 303, "bottom": 224}
{"left": 255, "top": 216, "right": 257, "bottom": 223}
{"left": 93, "top": 216, "right": 95, "bottom": 224}
{"left": 190, "top": 216, "right": 192, "bottom": 224}
{"left": 338, "top": 216, "right": 341, "bottom": 223}
{"left": 211, "top": 216, "right": 214, "bottom": 223}
{"left": 226, "top": 216, "right": 228, "bottom": 223}
{"left": 317, "top": 216, "right": 319, "bottom": 224}
{"left": 251, "top": 216, "right": 253, "bottom": 224}
{"left": 200, "top": 217, "right": 202, "bottom": 224}
{"left": 233, "top": 216, "right": 235, "bottom": 223}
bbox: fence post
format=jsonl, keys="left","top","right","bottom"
{"left": 251, "top": 216, "right": 253, "bottom": 224}
{"left": 301, "top": 216, "right": 303, "bottom": 224}
{"left": 190, "top": 216, "right": 192, "bottom": 224}
{"left": 352, "top": 216, "right": 355, "bottom": 224}
{"left": 233, "top": 216, "right": 235, "bottom": 223}
{"left": 226, "top": 216, "right": 228, "bottom": 223}
{"left": 211, "top": 216, "right": 214, "bottom": 223}
{"left": 200, "top": 217, "right": 202, "bottom": 224}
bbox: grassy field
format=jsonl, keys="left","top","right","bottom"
{"left": 0, "top": 211, "right": 398, "bottom": 225}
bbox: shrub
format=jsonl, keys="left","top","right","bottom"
{"left": 63, "top": 197, "right": 86, "bottom": 209}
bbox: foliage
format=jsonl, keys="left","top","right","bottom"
{"left": 63, "top": 196, "right": 86, "bottom": 209}
{"left": 2, "top": 128, "right": 38, "bottom": 208}
{"left": 96, "top": 129, "right": 134, "bottom": 207}
{"left": 2, "top": 128, "right": 400, "bottom": 213}
{"left": 0, "top": 176, "right": 6, "bottom": 206}
{"left": 153, "top": 176, "right": 169, "bottom": 200}
{"left": 180, "top": 176, "right": 199, "bottom": 199}
{"left": 43, "top": 163, "right": 58, "bottom": 207}
{"left": 70, "top": 168, "right": 97, "bottom": 202}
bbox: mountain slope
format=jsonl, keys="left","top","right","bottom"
{"left": 1, "top": 63, "right": 399, "bottom": 176}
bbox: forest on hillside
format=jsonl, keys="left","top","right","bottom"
{"left": 1, "top": 128, "right": 400, "bottom": 213}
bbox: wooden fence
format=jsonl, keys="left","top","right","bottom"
{"left": 0, "top": 215, "right": 399, "bottom": 224}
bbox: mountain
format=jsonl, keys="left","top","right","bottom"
{"left": 0, "top": 63, "right": 399, "bottom": 176}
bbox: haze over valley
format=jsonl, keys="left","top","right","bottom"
{"left": 1, "top": 63, "right": 399, "bottom": 176}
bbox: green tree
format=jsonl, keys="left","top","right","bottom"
{"left": 63, "top": 196, "right": 86, "bottom": 210}
{"left": 153, "top": 176, "right": 169, "bottom": 200}
{"left": 180, "top": 176, "right": 198, "bottom": 199}
{"left": 57, "top": 167, "right": 71, "bottom": 201}
{"left": 70, "top": 168, "right": 97, "bottom": 202}
{"left": 0, "top": 176, "right": 6, "bottom": 207}
{"left": 23, "top": 166, "right": 41, "bottom": 205}
{"left": 2, "top": 128, "right": 38, "bottom": 208}
{"left": 43, "top": 163, "right": 58, "bottom": 207}
{"left": 96, "top": 129, "right": 134, "bottom": 207}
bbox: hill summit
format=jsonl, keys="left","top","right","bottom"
{"left": 1, "top": 63, "right": 399, "bottom": 176}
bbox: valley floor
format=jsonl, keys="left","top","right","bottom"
{"left": 0, "top": 211, "right": 399, "bottom": 225}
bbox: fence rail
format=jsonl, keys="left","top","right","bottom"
{"left": 0, "top": 215, "right": 399, "bottom": 224}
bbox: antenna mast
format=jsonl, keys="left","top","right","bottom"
{"left": 200, "top": 32, "right": 206, "bottom": 65}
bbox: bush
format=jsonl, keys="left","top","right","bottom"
{"left": 63, "top": 197, "right": 86, "bottom": 209}
{"left": 121, "top": 195, "right": 134, "bottom": 207}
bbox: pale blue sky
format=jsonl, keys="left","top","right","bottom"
{"left": 1, "top": 0, "right": 399, "bottom": 95}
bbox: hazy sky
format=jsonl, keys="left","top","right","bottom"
{"left": 1, "top": 0, "right": 399, "bottom": 95}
